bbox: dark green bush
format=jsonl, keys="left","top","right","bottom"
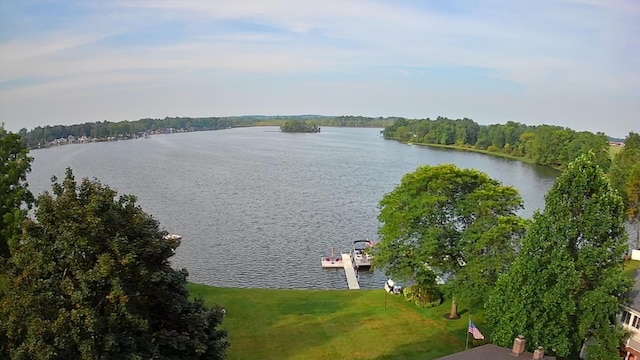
{"left": 402, "top": 285, "right": 443, "bottom": 308}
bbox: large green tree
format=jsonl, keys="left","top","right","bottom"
{"left": 0, "top": 125, "right": 34, "bottom": 262}
{"left": 610, "top": 132, "right": 640, "bottom": 247}
{"left": 279, "top": 120, "right": 320, "bottom": 133}
{"left": 626, "top": 164, "right": 640, "bottom": 249}
{"left": 1, "top": 169, "right": 228, "bottom": 359}
{"left": 486, "top": 152, "right": 630, "bottom": 359}
{"left": 375, "top": 164, "right": 526, "bottom": 309}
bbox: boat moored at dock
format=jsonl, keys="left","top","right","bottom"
{"left": 321, "top": 247, "right": 344, "bottom": 268}
{"left": 351, "top": 239, "right": 374, "bottom": 269}
{"left": 320, "top": 239, "right": 375, "bottom": 289}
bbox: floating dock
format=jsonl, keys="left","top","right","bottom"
{"left": 341, "top": 253, "right": 360, "bottom": 290}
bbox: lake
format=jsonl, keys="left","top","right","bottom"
{"left": 27, "top": 126, "right": 559, "bottom": 289}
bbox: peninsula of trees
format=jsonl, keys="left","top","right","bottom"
{"left": 382, "top": 117, "right": 611, "bottom": 170}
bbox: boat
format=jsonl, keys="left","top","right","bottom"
{"left": 163, "top": 233, "right": 182, "bottom": 241}
{"left": 321, "top": 247, "right": 343, "bottom": 268}
{"left": 351, "top": 239, "right": 375, "bottom": 269}
{"left": 384, "top": 279, "right": 403, "bottom": 294}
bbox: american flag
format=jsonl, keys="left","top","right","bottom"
{"left": 468, "top": 320, "right": 484, "bottom": 340}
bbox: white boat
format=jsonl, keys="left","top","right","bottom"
{"left": 384, "top": 279, "right": 403, "bottom": 294}
{"left": 163, "top": 233, "right": 182, "bottom": 241}
{"left": 321, "top": 247, "right": 343, "bottom": 268}
{"left": 351, "top": 239, "right": 374, "bottom": 269}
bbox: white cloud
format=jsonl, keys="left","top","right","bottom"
{"left": 0, "top": 0, "right": 638, "bottom": 136}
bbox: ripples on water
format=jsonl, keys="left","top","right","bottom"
{"left": 28, "top": 127, "right": 558, "bottom": 289}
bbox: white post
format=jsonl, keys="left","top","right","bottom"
{"left": 466, "top": 315, "right": 470, "bottom": 350}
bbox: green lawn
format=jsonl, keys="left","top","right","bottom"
{"left": 190, "top": 260, "right": 640, "bottom": 359}
{"left": 623, "top": 260, "right": 640, "bottom": 279}
{"left": 410, "top": 142, "right": 539, "bottom": 165}
{"left": 188, "top": 284, "right": 485, "bottom": 360}
{"left": 610, "top": 144, "right": 623, "bottom": 159}
{"left": 406, "top": 142, "right": 625, "bottom": 169}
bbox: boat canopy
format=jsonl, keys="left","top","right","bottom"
{"left": 353, "top": 239, "right": 375, "bottom": 249}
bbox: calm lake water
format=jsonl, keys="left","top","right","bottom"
{"left": 27, "top": 126, "right": 559, "bottom": 289}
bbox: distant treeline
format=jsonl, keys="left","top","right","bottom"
{"left": 18, "top": 115, "right": 395, "bottom": 149}
{"left": 383, "top": 117, "right": 611, "bottom": 170}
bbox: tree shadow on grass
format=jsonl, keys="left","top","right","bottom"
{"left": 270, "top": 293, "right": 469, "bottom": 360}
{"left": 222, "top": 288, "right": 372, "bottom": 359}
{"left": 194, "top": 286, "right": 474, "bottom": 360}
{"left": 371, "top": 331, "right": 467, "bottom": 360}
{"left": 443, "top": 308, "right": 468, "bottom": 319}
{"left": 365, "top": 301, "right": 474, "bottom": 360}
{"left": 257, "top": 290, "right": 377, "bottom": 359}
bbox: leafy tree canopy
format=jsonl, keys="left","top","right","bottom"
{"left": 610, "top": 132, "right": 640, "bottom": 247}
{"left": 486, "top": 152, "right": 630, "bottom": 359}
{"left": 375, "top": 164, "right": 526, "bottom": 309}
{"left": 1, "top": 169, "right": 228, "bottom": 359}
{"left": 0, "top": 125, "right": 34, "bottom": 261}
{"left": 280, "top": 120, "right": 320, "bottom": 133}
{"left": 382, "top": 118, "right": 611, "bottom": 170}
{"left": 626, "top": 164, "right": 640, "bottom": 248}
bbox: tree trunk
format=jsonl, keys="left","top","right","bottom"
{"left": 447, "top": 296, "right": 460, "bottom": 319}
{"left": 635, "top": 220, "right": 639, "bottom": 250}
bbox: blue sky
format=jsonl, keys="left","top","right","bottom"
{"left": 1, "top": 0, "right": 638, "bottom": 137}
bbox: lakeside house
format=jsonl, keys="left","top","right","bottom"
{"left": 437, "top": 336, "right": 554, "bottom": 360}
{"left": 442, "top": 260, "right": 640, "bottom": 359}
{"left": 620, "top": 268, "right": 640, "bottom": 359}
{"left": 32, "top": 127, "right": 185, "bottom": 149}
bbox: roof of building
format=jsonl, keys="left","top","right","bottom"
{"left": 436, "top": 344, "right": 555, "bottom": 360}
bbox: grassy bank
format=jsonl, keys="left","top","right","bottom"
{"left": 409, "top": 142, "right": 540, "bottom": 165}
{"left": 188, "top": 284, "right": 485, "bottom": 360}
{"left": 623, "top": 260, "right": 640, "bottom": 279}
{"left": 610, "top": 144, "right": 623, "bottom": 158}
{"left": 403, "top": 141, "right": 621, "bottom": 169}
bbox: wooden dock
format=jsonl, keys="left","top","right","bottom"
{"left": 341, "top": 253, "right": 360, "bottom": 290}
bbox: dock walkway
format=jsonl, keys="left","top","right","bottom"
{"left": 341, "top": 253, "right": 360, "bottom": 290}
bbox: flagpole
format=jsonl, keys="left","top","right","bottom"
{"left": 466, "top": 315, "right": 470, "bottom": 350}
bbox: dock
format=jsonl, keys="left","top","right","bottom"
{"left": 341, "top": 253, "right": 360, "bottom": 290}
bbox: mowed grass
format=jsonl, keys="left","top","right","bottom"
{"left": 623, "top": 260, "right": 640, "bottom": 279}
{"left": 188, "top": 284, "right": 480, "bottom": 360}
{"left": 410, "top": 143, "right": 625, "bottom": 168}
{"left": 610, "top": 144, "right": 623, "bottom": 159}
{"left": 410, "top": 142, "right": 539, "bottom": 165}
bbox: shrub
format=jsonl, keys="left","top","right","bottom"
{"left": 403, "top": 285, "right": 443, "bottom": 308}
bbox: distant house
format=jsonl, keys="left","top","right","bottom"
{"left": 67, "top": 134, "right": 76, "bottom": 143}
{"left": 437, "top": 336, "right": 554, "bottom": 360}
{"left": 620, "top": 269, "right": 640, "bottom": 359}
